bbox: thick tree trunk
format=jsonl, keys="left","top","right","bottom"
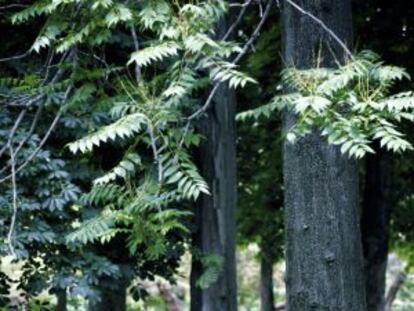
{"left": 259, "top": 242, "right": 274, "bottom": 311}
{"left": 281, "top": 1, "right": 367, "bottom": 310}
{"left": 190, "top": 75, "right": 237, "bottom": 311}
{"left": 362, "top": 148, "right": 393, "bottom": 311}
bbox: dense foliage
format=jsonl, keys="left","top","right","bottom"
{"left": 1, "top": 0, "right": 414, "bottom": 309}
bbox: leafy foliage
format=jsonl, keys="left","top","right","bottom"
{"left": 239, "top": 51, "right": 414, "bottom": 158}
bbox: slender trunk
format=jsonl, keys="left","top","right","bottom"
{"left": 190, "top": 7, "right": 237, "bottom": 311}
{"left": 259, "top": 242, "right": 274, "bottom": 311}
{"left": 281, "top": 1, "right": 367, "bottom": 310}
{"left": 56, "top": 290, "right": 67, "bottom": 311}
{"left": 385, "top": 271, "right": 406, "bottom": 311}
{"left": 362, "top": 147, "right": 393, "bottom": 311}
{"left": 88, "top": 277, "right": 128, "bottom": 311}
{"left": 158, "top": 283, "right": 183, "bottom": 311}
{"left": 190, "top": 64, "right": 237, "bottom": 311}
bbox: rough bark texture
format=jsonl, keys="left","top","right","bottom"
{"left": 260, "top": 242, "right": 275, "bottom": 311}
{"left": 281, "top": 0, "right": 367, "bottom": 310}
{"left": 190, "top": 77, "right": 237, "bottom": 311}
{"left": 362, "top": 148, "right": 393, "bottom": 311}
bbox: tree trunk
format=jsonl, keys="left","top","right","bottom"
{"left": 385, "top": 271, "right": 406, "bottom": 311}
{"left": 56, "top": 290, "right": 67, "bottom": 311}
{"left": 190, "top": 61, "right": 238, "bottom": 311}
{"left": 158, "top": 283, "right": 183, "bottom": 311}
{"left": 362, "top": 147, "right": 393, "bottom": 311}
{"left": 259, "top": 242, "right": 275, "bottom": 311}
{"left": 88, "top": 277, "right": 128, "bottom": 311}
{"left": 281, "top": 1, "right": 367, "bottom": 310}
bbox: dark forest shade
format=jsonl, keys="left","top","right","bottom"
{"left": 280, "top": 0, "right": 367, "bottom": 310}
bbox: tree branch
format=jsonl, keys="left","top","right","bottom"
{"left": 130, "top": 26, "right": 142, "bottom": 83}
{"left": 283, "top": 0, "right": 354, "bottom": 61}
{"left": 6, "top": 143, "right": 18, "bottom": 257}
{"left": 0, "top": 87, "right": 72, "bottom": 184}
{"left": 188, "top": 0, "right": 272, "bottom": 122}
{"left": 0, "top": 51, "right": 30, "bottom": 63}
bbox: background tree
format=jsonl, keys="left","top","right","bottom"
{"left": 353, "top": 1, "right": 414, "bottom": 309}
{"left": 236, "top": 12, "right": 284, "bottom": 310}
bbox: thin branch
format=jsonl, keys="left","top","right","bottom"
{"left": 42, "top": 49, "right": 56, "bottom": 85}
{"left": 14, "top": 105, "right": 43, "bottom": 156}
{"left": 147, "top": 123, "right": 163, "bottom": 183}
{"left": 222, "top": 0, "right": 253, "bottom": 41}
{"left": 0, "top": 105, "right": 44, "bottom": 176}
{"left": 0, "top": 87, "right": 72, "bottom": 184}
{"left": 229, "top": 1, "right": 251, "bottom": 7}
{"left": 188, "top": 0, "right": 273, "bottom": 122}
{"left": 7, "top": 93, "right": 43, "bottom": 108}
{"left": 7, "top": 143, "right": 18, "bottom": 258}
{"left": 130, "top": 26, "right": 142, "bottom": 83}
{"left": 178, "top": 0, "right": 273, "bottom": 148}
{"left": 0, "top": 4, "right": 28, "bottom": 10}
{"left": 0, "top": 51, "right": 30, "bottom": 63}
{"left": 0, "top": 109, "right": 27, "bottom": 158}
{"left": 283, "top": 0, "right": 354, "bottom": 61}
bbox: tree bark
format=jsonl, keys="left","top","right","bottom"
{"left": 56, "top": 290, "right": 67, "bottom": 311}
{"left": 362, "top": 147, "right": 393, "bottom": 311}
{"left": 190, "top": 81, "right": 237, "bottom": 311}
{"left": 190, "top": 64, "right": 238, "bottom": 311}
{"left": 281, "top": 1, "right": 367, "bottom": 310}
{"left": 88, "top": 277, "right": 129, "bottom": 311}
{"left": 260, "top": 242, "right": 275, "bottom": 311}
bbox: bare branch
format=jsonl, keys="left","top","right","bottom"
{"left": 0, "top": 4, "right": 28, "bottom": 10}
{"left": 0, "top": 87, "right": 72, "bottom": 184}
{"left": 222, "top": 0, "right": 253, "bottom": 41}
{"left": 147, "top": 123, "right": 163, "bottom": 183}
{"left": 6, "top": 143, "right": 18, "bottom": 258}
{"left": 0, "top": 51, "right": 30, "bottom": 63}
{"left": 283, "top": 0, "right": 354, "bottom": 61}
{"left": 187, "top": 0, "right": 273, "bottom": 122}
{"left": 130, "top": 26, "right": 142, "bottom": 83}
{"left": 0, "top": 110, "right": 27, "bottom": 158}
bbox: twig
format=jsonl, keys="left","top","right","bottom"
{"left": 0, "top": 110, "right": 27, "bottom": 158}
{"left": 0, "top": 51, "right": 30, "bottom": 63}
{"left": 14, "top": 105, "right": 43, "bottom": 157}
{"left": 222, "top": 0, "right": 253, "bottom": 41}
{"left": 147, "top": 123, "right": 163, "bottom": 183}
{"left": 283, "top": 0, "right": 354, "bottom": 61}
{"left": 7, "top": 143, "right": 18, "bottom": 258}
{"left": 0, "top": 4, "right": 28, "bottom": 10}
{"left": 188, "top": 0, "right": 272, "bottom": 122}
{"left": 130, "top": 26, "right": 142, "bottom": 83}
{"left": 0, "top": 105, "right": 44, "bottom": 176}
{"left": 0, "top": 87, "right": 72, "bottom": 184}
{"left": 178, "top": 0, "right": 272, "bottom": 148}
